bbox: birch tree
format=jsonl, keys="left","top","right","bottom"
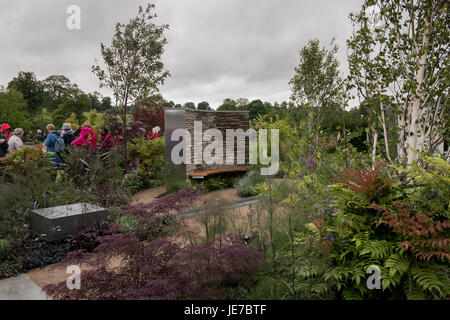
{"left": 289, "top": 39, "right": 345, "bottom": 151}
{"left": 347, "top": 0, "right": 449, "bottom": 165}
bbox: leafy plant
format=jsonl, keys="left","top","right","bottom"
{"left": 325, "top": 157, "right": 449, "bottom": 300}
{"left": 128, "top": 137, "right": 165, "bottom": 187}
{"left": 45, "top": 234, "right": 262, "bottom": 300}
{"left": 62, "top": 148, "right": 130, "bottom": 207}
{"left": 235, "top": 176, "right": 258, "bottom": 197}
{"left": 123, "top": 170, "right": 144, "bottom": 194}
{"left": 0, "top": 234, "right": 70, "bottom": 279}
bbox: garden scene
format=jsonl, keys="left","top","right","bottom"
{"left": 0, "top": 0, "right": 448, "bottom": 302}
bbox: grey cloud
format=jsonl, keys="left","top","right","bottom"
{"left": 0, "top": 0, "right": 363, "bottom": 108}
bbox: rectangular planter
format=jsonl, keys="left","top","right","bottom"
{"left": 30, "top": 203, "right": 108, "bottom": 241}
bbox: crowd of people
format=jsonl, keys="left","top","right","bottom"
{"left": 0, "top": 122, "right": 163, "bottom": 167}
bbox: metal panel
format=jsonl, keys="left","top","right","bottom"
{"left": 30, "top": 203, "right": 109, "bottom": 241}
{"left": 164, "top": 109, "right": 186, "bottom": 187}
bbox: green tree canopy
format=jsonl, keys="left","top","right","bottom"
{"left": 51, "top": 88, "right": 89, "bottom": 128}
{"left": 7, "top": 71, "right": 44, "bottom": 115}
{"left": 42, "top": 75, "right": 77, "bottom": 112}
{"left": 183, "top": 102, "right": 196, "bottom": 109}
{"left": 289, "top": 38, "right": 345, "bottom": 150}
{"left": 197, "top": 101, "right": 211, "bottom": 110}
{"left": 0, "top": 88, "right": 31, "bottom": 132}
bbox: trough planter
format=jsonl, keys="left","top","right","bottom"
{"left": 30, "top": 203, "right": 108, "bottom": 241}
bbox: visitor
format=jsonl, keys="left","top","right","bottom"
{"left": 72, "top": 127, "right": 81, "bottom": 141}
{"left": 100, "top": 125, "right": 123, "bottom": 151}
{"left": 36, "top": 129, "right": 45, "bottom": 142}
{"left": 44, "top": 124, "right": 64, "bottom": 166}
{"left": 71, "top": 126, "right": 94, "bottom": 150}
{"left": 7, "top": 128, "right": 24, "bottom": 153}
{"left": 143, "top": 126, "right": 151, "bottom": 139}
{"left": 1, "top": 124, "right": 11, "bottom": 141}
{"left": 0, "top": 133, "right": 8, "bottom": 158}
{"left": 149, "top": 127, "right": 161, "bottom": 140}
{"left": 99, "top": 126, "right": 109, "bottom": 144}
{"left": 61, "top": 123, "right": 74, "bottom": 147}
{"left": 90, "top": 128, "right": 98, "bottom": 151}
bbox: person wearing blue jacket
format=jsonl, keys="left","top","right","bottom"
{"left": 44, "top": 124, "right": 63, "bottom": 167}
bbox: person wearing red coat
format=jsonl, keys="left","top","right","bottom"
{"left": 100, "top": 129, "right": 123, "bottom": 151}
{"left": 70, "top": 127, "right": 92, "bottom": 150}
{"left": 1, "top": 123, "right": 11, "bottom": 141}
{"left": 149, "top": 126, "right": 162, "bottom": 140}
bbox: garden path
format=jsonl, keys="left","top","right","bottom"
{"left": 131, "top": 187, "right": 243, "bottom": 207}
{"left": 0, "top": 274, "right": 51, "bottom": 300}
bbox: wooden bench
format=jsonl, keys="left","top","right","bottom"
{"left": 188, "top": 167, "right": 248, "bottom": 179}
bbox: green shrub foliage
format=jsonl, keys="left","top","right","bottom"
{"left": 129, "top": 137, "right": 165, "bottom": 188}
{"left": 326, "top": 157, "right": 449, "bottom": 299}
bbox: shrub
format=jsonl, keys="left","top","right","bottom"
{"left": 65, "top": 112, "right": 80, "bottom": 131}
{"left": 116, "top": 187, "right": 203, "bottom": 240}
{"left": 123, "top": 170, "right": 144, "bottom": 194}
{"left": 249, "top": 176, "right": 334, "bottom": 300}
{"left": 235, "top": 176, "right": 258, "bottom": 197}
{"left": 44, "top": 234, "right": 262, "bottom": 300}
{"left": 325, "top": 157, "right": 449, "bottom": 300}
{"left": 235, "top": 171, "right": 264, "bottom": 197}
{"left": 129, "top": 137, "right": 165, "bottom": 187}
{"left": 203, "top": 177, "right": 228, "bottom": 192}
{"left": 68, "top": 221, "right": 115, "bottom": 253}
{"left": 42, "top": 186, "right": 264, "bottom": 300}
{"left": 0, "top": 234, "right": 70, "bottom": 279}
{"left": 62, "top": 148, "right": 130, "bottom": 207}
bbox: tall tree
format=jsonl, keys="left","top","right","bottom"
{"left": 51, "top": 88, "right": 89, "bottom": 128}
{"left": 92, "top": 3, "right": 170, "bottom": 159}
{"left": 101, "top": 96, "right": 113, "bottom": 111}
{"left": 88, "top": 91, "right": 102, "bottom": 111}
{"left": 133, "top": 94, "right": 166, "bottom": 131}
{"left": 183, "top": 102, "right": 196, "bottom": 110}
{"left": 236, "top": 98, "right": 249, "bottom": 108}
{"left": 7, "top": 71, "right": 44, "bottom": 115}
{"left": 42, "top": 75, "right": 77, "bottom": 112}
{"left": 289, "top": 38, "right": 345, "bottom": 150}
{"left": 0, "top": 87, "right": 32, "bottom": 131}
{"left": 197, "top": 101, "right": 211, "bottom": 110}
{"left": 347, "top": 0, "right": 449, "bottom": 165}
{"left": 217, "top": 98, "right": 238, "bottom": 111}
{"left": 246, "top": 99, "right": 267, "bottom": 121}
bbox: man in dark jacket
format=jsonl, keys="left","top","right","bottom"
{"left": 0, "top": 135, "right": 8, "bottom": 157}
{"left": 61, "top": 123, "right": 74, "bottom": 147}
{"left": 37, "top": 130, "right": 45, "bottom": 142}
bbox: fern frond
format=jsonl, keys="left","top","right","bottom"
{"left": 385, "top": 254, "right": 410, "bottom": 278}
{"left": 411, "top": 264, "right": 446, "bottom": 298}
{"left": 342, "top": 287, "right": 363, "bottom": 300}
{"left": 359, "top": 240, "right": 391, "bottom": 259}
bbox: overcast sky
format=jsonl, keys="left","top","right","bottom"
{"left": 0, "top": 0, "right": 363, "bottom": 109}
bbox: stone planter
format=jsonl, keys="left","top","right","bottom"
{"left": 30, "top": 203, "right": 108, "bottom": 241}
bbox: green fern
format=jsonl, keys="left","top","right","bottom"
{"left": 385, "top": 254, "right": 410, "bottom": 278}
{"left": 410, "top": 264, "right": 446, "bottom": 298}
{"left": 342, "top": 287, "right": 363, "bottom": 300}
{"left": 359, "top": 240, "right": 391, "bottom": 260}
